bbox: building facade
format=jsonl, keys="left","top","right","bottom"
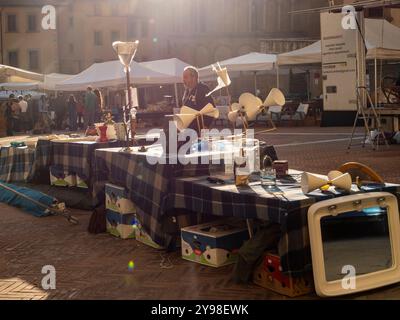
{"left": 0, "top": 0, "right": 62, "bottom": 74}
{"left": 1, "top": 0, "right": 399, "bottom": 75}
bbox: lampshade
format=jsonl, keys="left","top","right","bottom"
{"left": 301, "top": 172, "right": 352, "bottom": 194}
{"left": 174, "top": 113, "right": 197, "bottom": 131}
{"left": 215, "top": 65, "right": 231, "bottom": 86}
{"left": 206, "top": 63, "right": 232, "bottom": 97}
{"left": 239, "top": 93, "right": 262, "bottom": 121}
{"left": 230, "top": 102, "right": 242, "bottom": 112}
{"left": 174, "top": 103, "right": 219, "bottom": 131}
{"left": 264, "top": 88, "right": 286, "bottom": 107}
{"left": 112, "top": 41, "right": 139, "bottom": 68}
{"left": 228, "top": 110, "right": 239, "bottom": 123}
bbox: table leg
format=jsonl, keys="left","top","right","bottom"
{"left": 394, "top": 116, "right": 399, "bottom": 132}
{"left": 246, "top": 218, "right": 254, "bottom": 238}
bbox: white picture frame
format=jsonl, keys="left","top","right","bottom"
{"left": 308, "top": 192, "right": 400, "bottom": 297}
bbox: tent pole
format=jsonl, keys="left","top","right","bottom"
{"left": 374, "top": 57, "right": 378, "bottom": 107}
{"left": 276, "top": 64, "right": 280, "bottom": 88}
{"left": 254, "top": 72, "right": 257, "bottom": 95}
{"left": 174, "top": 83, "right": 179, "bottom": 108}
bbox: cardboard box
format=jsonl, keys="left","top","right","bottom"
{"left": 134, "top": 218, "right": 164, "bottom": 249}
{"left": 50, "top": 168, "right": 76, "bottom": 187}
{"left": 181, "top": 218, "right": 249, "bottom": 267}
{"left": 106, "top": 209, "right": 136, "bottom": 239}
{"left": 253, "top": 252, "right": 314, "bottom": 297}
{"left": 105, "top": 183, "right": 136, "bottom": 214}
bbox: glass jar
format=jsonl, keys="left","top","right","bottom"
{"left": 260, "top": 155, "right": 276, "bottom": 188}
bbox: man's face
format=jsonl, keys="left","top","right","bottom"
{"left": 183, "top": 70, "right": 198, "bottom": 90}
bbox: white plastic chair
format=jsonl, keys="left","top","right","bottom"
{"left": 293, "top": 103, "right": 309, "bottom": 120}
{"left": 267, "top": 105, "right": 283, "bottom": 122}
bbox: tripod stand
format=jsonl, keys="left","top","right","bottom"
{"left": 347, "top": 86, "right": 389, "bottom": 151}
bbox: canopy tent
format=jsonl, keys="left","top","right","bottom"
{"left": 41, "top": 73, "right": 74, "bottom": 91}
{"left": 140, "top": 58, "right": 190, "bottom": 108}
{"left": 0, "top": 64, "right": 44, "bottom": 82}
{"left": 198, "top": 52, "right": 277, "bottom": 95}
{"left": 198, "top": 52, "right": 277, "bottom": 79}
{"left": 277, "top": 41, "right": 322, "bottom": 66}
{"left": 0, "top": 82, "right": 41, "bottom": 90}
{"left": 56, "top": 60, "right": 183, "bottom": 91}
{"left": 140, "top": 58, "right": 189, "bottom": 79}
{"left": 278, "top": 19, "right": 400, "bottom": 66}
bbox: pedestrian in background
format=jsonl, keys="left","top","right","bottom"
{"left": 68, "top": 94, "right": 78, "bottom": 131}
{"left": 84, "top": 86, "right": 97, "bottom": 128}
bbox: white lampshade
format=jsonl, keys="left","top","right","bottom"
{"left": 216, "top": 66, "right": 231, "bottom": 86}
{"left": 301, "top": 172, "right": 328, "bottom": 194}
{"left": 327, "top": 170, "right": 343, "bottom": 181}
{"left": 112, "top": 41, "right": 139, "bottom": 68}
{"left": 228, "top": 110, "right": 239, "bottom": 123}
{"left": 239, "top": 93, "right": 262, "bottom": 121}
{"left": 173, "top": 113, "right": 196, "bottom": 131}
{"left": 264, "top": 88, "right": 286, "bottom": 107}
{"left": 331, "top": 173, "right": 352, "bottom": 191}
{"left": 175, "top": 103, "right": 219, "bottom": 131}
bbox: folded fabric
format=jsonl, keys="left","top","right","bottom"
{"left": 232, "top": 222, "right": 281, "bottom": 284}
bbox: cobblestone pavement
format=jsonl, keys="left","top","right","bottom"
{"left": 1, "top": 127, "right": 400, "bottom": 300}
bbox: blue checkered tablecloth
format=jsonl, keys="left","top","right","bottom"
{"left": 166, "top": 174, "right": 400, "bottom": 275}
{"left": 93, "top": 146, "right": 216, "bottom": 248}
{"left": 0, "top": 146, "right": 35, "bottom": 182}
{"left": 92, "top": 145, "right": 400, "bottom": 275}
{"left": 50, "top": 140, "right": 125, "bottom": 189}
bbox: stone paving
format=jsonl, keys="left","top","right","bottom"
{"left": 1, "top": 127, "right": 400, "bottom": 300}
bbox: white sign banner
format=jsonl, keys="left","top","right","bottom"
{"left": 321, "top": 12, "right": 358, "bottom": 111}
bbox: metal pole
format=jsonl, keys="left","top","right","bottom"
{"left": 174, "top": 83, "right": 179, "bottom": 108}
{"left": 276, "top": 64, "right": 280, "bottom": 88}
{"left": 374, "top": 57, "right": 378, "bottom": 107}
{"left": 254, "top": 72, "right": 257, "bottom": 95}
{"left": 0, "top": 9, "right": 4, "bottom": 65}
{"left": 126, "top": 68, "right": 134, "bottom": 148}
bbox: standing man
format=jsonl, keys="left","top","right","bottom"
{"left": 181, "top": 66, "right": 215, "bottom": 130}
{"left": 55, "top": 92, "right": 66, "bottom": 130}
{"left": 84, "top": 86, "right": 97, "bottom": 128}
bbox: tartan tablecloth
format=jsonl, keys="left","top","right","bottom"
{"left": 0, "top": 146, "right": 35, "bottom": 182}
{"left": 93, "top": 146, "right": 217, "bottom": 248}
{"left": 166, "top": 174, "right": 400, "bottom": 275}
{"left": 50, "top": 140, "right": 125, "bottom": 189}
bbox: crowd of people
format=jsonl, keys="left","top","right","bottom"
{"left": 0, "top": 87, "right": 125, "bottom": 136}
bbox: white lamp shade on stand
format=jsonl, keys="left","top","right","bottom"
{"left": 174, "top": 113, "right": 197, "bottom": 131}
{"left": 112, "top": 41, "right": 139, "bottom": 69}
{"left": 264, "top": 88, "right": 286, "bottom": 107}
{"left": 206, "top": 63, "right": 232, "bottom": 97}
{"left": 301, "top": 172, "right": 352, "bottom": 194}
{"left": 173, "top": 103, "right": 219, "bottom": 132}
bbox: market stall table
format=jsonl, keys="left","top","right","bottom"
{"left": 0, "top": 145, "right": 35, "bottom": 182}
{"left": 93, "top": 145, "right": 216, "bottom": 248}
{"left": 166, "top": 172, "right": 400, "bottom": 275}
{"left": 50, "top": 139, "right": 125, "bottom": 191}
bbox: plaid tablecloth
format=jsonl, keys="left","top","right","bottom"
{"left": 26, "top": 139, "right": 52, "bottom": 183}
{"left": 0, "top": 146, "right": 35, "bottom": 182}
{"left": 93, "top": 146, "right": 217, "bottom": 248}
{"left": 50, "top": 140, "right": 124, "bottom": 189}
{"left": 166, "top": 173, "right": 400, "bottom": 275}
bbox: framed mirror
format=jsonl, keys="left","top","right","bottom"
{"left": 308, "top": 192, "right": 400, "bottom": 297}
